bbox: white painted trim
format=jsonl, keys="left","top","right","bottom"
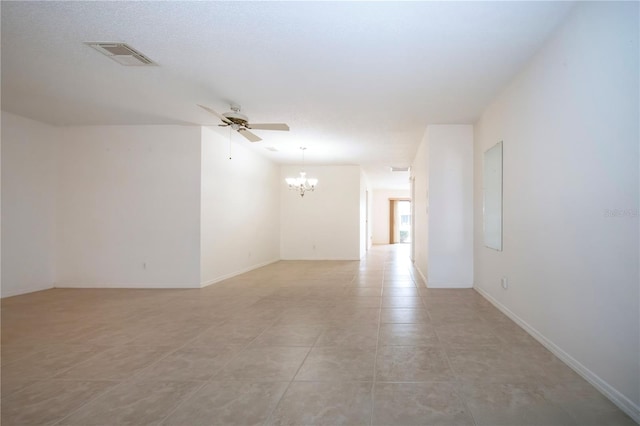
{"left": 55, "top": 282, "right": 201, "bottom": 289}
{"left": 427, "top": 282, "right": 473, "bottom": 289}
{"left": 474, "top": 285, "right": 640, "bottom": 424}
{"left": 1, "top": 284, "right": 54, "bottom": 298}
{"left": 279, "top": 257, "right": 361, "bottom": 261}
{"left": 200, "top": 258, "right": 280, "bottom": 288}
{"left": 414, "top": 265, "right": 427, "bottom": 286}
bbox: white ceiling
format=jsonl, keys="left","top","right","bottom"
{"left": 1, "top": 1, "right": 574, "bottom": 189}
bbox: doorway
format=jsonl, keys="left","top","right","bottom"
{"left": 366, "top": 190, "right": 370, "bottom": 252}
{"left": 389, "top": 199, "right": 411, "bottom": 244}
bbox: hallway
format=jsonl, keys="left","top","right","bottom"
{"left": 1, "top": 245, "right": 634, "bottom": 425}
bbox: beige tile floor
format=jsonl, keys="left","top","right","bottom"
{"left": 1, "top": 245, "right": 635, "bottom": 426}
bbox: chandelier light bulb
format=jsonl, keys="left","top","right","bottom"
{"left": 285, "top": 148, "right": 318, "bottom": 197}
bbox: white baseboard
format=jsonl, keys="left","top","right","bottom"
{"left": 279, "top": 257, "right": 360, "bottom": 261}
{"left": 56, "top": 281, "right": 201, "bottom": 289}
{"left": 414, "top": 266, "right": 427, "bottom": 285}
{"left": 474, "top": 286, "right": 640, "bottom": 424}
{"left": 200, "top": 258, "right": 280, "bottom": 288}
{"left": 1, "top": 284, "right": 54, "bottom": 298}
{"left": 427, "top": 282, "right": 473, "bottom": 289}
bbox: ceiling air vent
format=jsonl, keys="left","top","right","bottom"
{"left": 85, "top": 42, "right": 156, "bottom": 66}
{"left": 390, "top": 166, "right": 410, "bottom": 172}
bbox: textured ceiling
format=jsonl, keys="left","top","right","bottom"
{"left": 1, "top": 1, "right": 574, "bottom": 189}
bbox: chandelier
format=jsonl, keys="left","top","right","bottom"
{"left": 285, "top": 147, "right": 318, "bottom": 197}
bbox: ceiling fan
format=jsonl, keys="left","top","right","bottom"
{"left": 198, "top": 104, "right": 289, "bottom": 142}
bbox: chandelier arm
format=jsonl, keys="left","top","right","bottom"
{"left": 285, "top": 147, "right": 317, "bottom": 197}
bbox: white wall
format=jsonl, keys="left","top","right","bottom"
{"left": 474, "top": 1, "right": 639, "bottom": 419}
{"left": 411, "top": 134, "right": 429, "bottom": 282}
{"left": 200, "top": 127, "right": 280, "bottom": 285}
{"left": 1, "top": 112, "right": 59, "bottom": 297}
{"left": 359, "top": 170, "right": 372, "bottom": 257}
{"left": 280, "top": 165, "right": 361, "bottom": 260}
{"left": 0, "top": 113, "right": 2, "bottom": 292}
{"left": 411, "top": 125, "right": 474, "bottom": 288}
{"left": 56, "top": 125, "right": 202, "bottom": 288}
{"left": 372, "top": 189, "right": 410, "bottom": 244}
{"left": 366, "top": 180, "right": 373, "bottom": 252}
{"left": 427, "top": 125, "right": 474, "bottom": 287}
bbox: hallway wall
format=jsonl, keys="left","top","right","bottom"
{"left": 412, "top": 125, "right": 474, "bottom": 288}
{"left": 473, "top": 1, "right": 639, "bottom": 419}
{"left": 412, "top": 135, "right": 429, "bottom": 281}
{"left": 1, "top": 112, "right": 59, "bottom": 297}
{"left": 427, "top": 125, "right": 474, "bottom": 288}
{"left": 359, "top": 170, "right": 372, "bottom": 257}
{"left": 200, "top": 126, "right": 280, "bottom": 286}
{"left": 371, "top": 189, "right": 410, "bottom": 245}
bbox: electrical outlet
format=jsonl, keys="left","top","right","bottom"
{"left": 501, "top": 276, "right": 508, "bottom": 289}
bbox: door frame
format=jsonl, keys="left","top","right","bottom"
{"left": 389, "top": 198, "right": 411, "bottom": 244}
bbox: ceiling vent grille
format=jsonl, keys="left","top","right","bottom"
{"left": 390, "top": 166, "right": 410, "bottom": 172}
{"left": 85, "top": 42, "right": 156, "bottom": 66}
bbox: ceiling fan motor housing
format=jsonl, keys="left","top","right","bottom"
{"left": 222, "top": 111, "right": 249, "bottom": 127}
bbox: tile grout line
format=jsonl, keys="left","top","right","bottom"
{"left": 418, "top": 268, "right": 479, "bottom": 426}
{"left": 42, "top": 336, "right": 205, "bottom": 426}
{"left": 369, "top": 255, "right": 391, "bottom": 426}
{"left": 432, "top": 320, "right": 479, "bottom": 426}
{"left": 7, "top": 246, "right": 561, "bottom": 426}
{"left": 261, "top": 310, "right": 325, "bottom": 425}
{"left": 49, "top": 379, "right": 124, "bottom": 426}
{"left": 258, "top": 267, "right": 335, "bottom": 425}
{"left": 50, "top": 314, "right": 233, "bottom": 426}
{"left": 156, "top": 309, "right": 290, "bottom": 425}
{"left": 150, "top": 380, "right": 209, "bottom": 426}
{"left": 55, "top": 305, "right": 280, "bottom": 425}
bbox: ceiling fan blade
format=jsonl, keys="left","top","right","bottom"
{"left": 238, "top": 128, "right": 262, "bottom": 142}
{"left": 197, "top": 104, "right": 232, "bottom": 124}
{"left": 247, "top": 123, "right": 290, "bottom": 131}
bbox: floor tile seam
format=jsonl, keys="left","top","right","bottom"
{"left": 0, "top": 381, "right": 44, "bottom": 400}
{"left": 369, "top": 264, "right": 386, "bottom": 426}
{"left": 304, "top": 326, "right": 324, "bottom": 350}
{"left": 374, "top": 379, "right": 463, "bottom": 384}
{"left": 520, "top": 368, "right": 584, "bottom": 392}
{"left": 434, "top": 326, "right": 479, "bottom": 426}
{"left": 48, "top": 375, "right": 129, "bottom": 426}
{"left": 121, "top": 316, "right": 250, "bottom": 384}
{"left": 376, "top": 342, "right": 445, "bottom": 348}
{"left": 200, "top": 302, "right": 317, "bottom": 382}
{"left": 289, "top": 378, "right": 378, "bottom": 383}
{"left": 151, "top": 380, "right": 210, "bottom": 426}
{"left": 0, "top": 348, "right": 54, "bottom": 370}
{"left": 450, "top": 382, "right": 480, "bottom": 426}
{"left": 537, "top": 384, "right": 617, "bottom": 426}
{"left": 437, "top": 343, "right": 510, "bottom": 355}
{"left": 27, "top": 345, "right": 118, "bottom": 381}
{"left": 4, "top": 377, "right": 123, "bottom": 390}
{"left": 280, "top": 379, "right": 376, "bottom": 384}
{"left": 119, "top": 378, "right": 215, "bottom": 386}
{"left": 450, "top": 378, "right": 587, "bottom": 426}
{"left": 256, "top": 378, "right": 475, "bottom": 384}
{"left": 262, "top": 341, "right": 317, "bottom": 425}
